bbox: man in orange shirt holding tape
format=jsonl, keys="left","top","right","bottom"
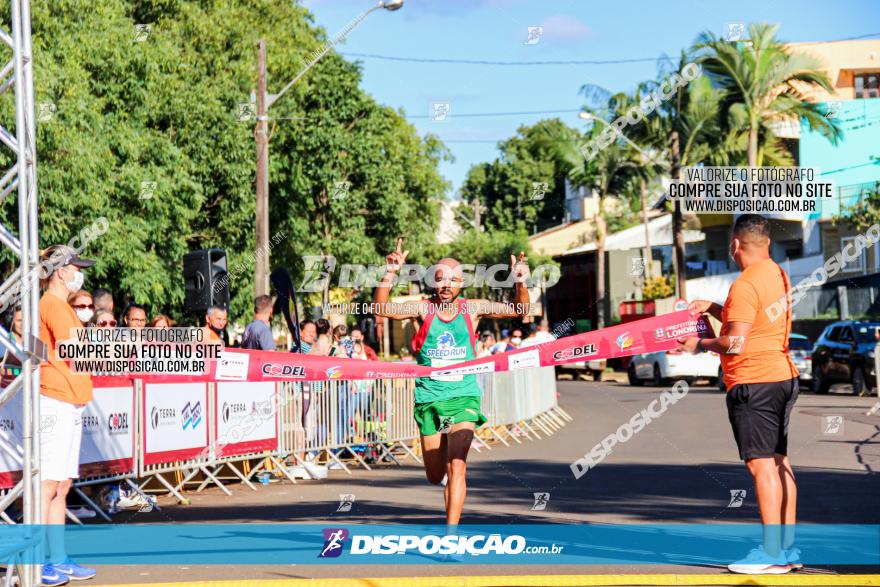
{"left": 680, "top": 215, "right": 800, "bottom": 576}
{"left": 38, "top": 244, "right": 97, "bottom": 585}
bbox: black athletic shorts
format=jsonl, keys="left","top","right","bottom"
{"left": 725, "top": 377, "right": 799, "bottom": 460}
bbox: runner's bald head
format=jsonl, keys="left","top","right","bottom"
{"left": 432, "top": 257, "right": 464, "bottom": 302}
{"left": 438, "top": 257, "right": 460, "bottom": 268}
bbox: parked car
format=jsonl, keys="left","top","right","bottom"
{"left": 628, "top": 349, "right": 720, "bottom": 386}
{"left": 556, "top": 359, "right": 606, "bottom": 381}
{"left": 811, "top": 320, "right": 880, "bottom": 395}
{"left": 717, "top": 333, "right": 815, "bottom": 392}
{"left": 788, "top": 333, "right": 814, "bottom": 386}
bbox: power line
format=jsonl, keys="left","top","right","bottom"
{"left": 408, "top": 108, "right": 580, "bottom": 119}
{"left": 340, "top": 32, "right": 880, "bottom": 67}
{"left": 341, "top": 53, "right": 659, "bottom": 66}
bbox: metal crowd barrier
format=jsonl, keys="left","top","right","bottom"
{"left": 1, "top": 369, "right": 569, "bottom": 519}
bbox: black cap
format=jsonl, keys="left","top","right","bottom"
{"left": 42, "top": 244, "right": 95, "bottom": 268}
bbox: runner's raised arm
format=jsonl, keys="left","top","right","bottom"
{"left": 372, "top": 238, "right": 427, "bottom": 320}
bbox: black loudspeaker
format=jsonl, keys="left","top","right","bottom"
{"left": 183, "top": 249, "right": 229, "bottom": 313}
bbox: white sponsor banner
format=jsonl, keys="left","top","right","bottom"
{"left": 0, "top": 390, "right": 23, "bottom": 477}
{"left": 509, "top": 349, "right": 540, "bottom": 371}
{"left": 215, "top": 382, "right": 276, "bottom": 446}
{"left": 143, "top": 382, "right": 208, "bottom": 455}
{"left": 216, "top": 351, "right": 250, "bottom": 381}
{"left": 79, "top": 385, "right": 135, "bottom": 468}
{"left": 432, "top": 361, "right": 496, "bottom": 379}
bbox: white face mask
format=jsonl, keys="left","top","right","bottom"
{"left": 76, "top": 308, "right": 94, "bottom": 323}
{"left": 511, "top": 337, "right": 522, "bottom": 345}
{"left": 64, "top": 269, "right": 84, "bottom": 293}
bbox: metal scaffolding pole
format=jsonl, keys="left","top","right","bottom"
{"left": 1, "top": 1, "right": 41, "bottom": 585}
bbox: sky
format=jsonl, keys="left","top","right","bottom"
{"left": 300, "top": 0, "right": 879, "bottom": 199}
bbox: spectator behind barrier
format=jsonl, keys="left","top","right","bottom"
{"left": 331, "top": 324, "right": 353, "bottom": 358}
{"left": 67, "top": 289, "right": 94, "bottom": 326}
{"left": 510, "top": 328, "right": 523, "bottom": 348}
{"left": 310, "top": 318, "right": 332, "bottom": 356}
{"left": 150, "top": 314, "right": 173, "bottom": 328}
{"left": 121, "top": 303, "right": 147, "bottom": 329}
{"left": 92, "top": 287, "right": 114, "bottom": 317}
{"left": 241, "top": 295, "right": 276, "bottom": 351}
{"left": 204, "top": 305, "right": 228, "bottom": 346}
{"left": 478, "top": 331, "right": 496, "bottom": 357}
{"left": 94, "top": 310, "right": 116, "bottom": 328}
{"left": 351, "top": 327, "right": 377, "bottom": 360}
{"left": 490, "top": 329, "right": 514, "bottom": 354}
{"left": 37, "top": 244, "right": 98, "bottom": 583}
{"left": 298, "top": 320, "right": 316, "bottom": 354}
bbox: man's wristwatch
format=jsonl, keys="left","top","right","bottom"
{"left": 696, "top": 339, "right": 705, "bottom": 353}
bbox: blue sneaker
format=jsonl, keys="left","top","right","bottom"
{"left": 53, "top": 558, "right": 96, "bottom": 581}
{"left": 41, "top": 564, "right": 70, "bottom": 586}
{"left": 727, "top": 547, "right": 790, "bottom": 575}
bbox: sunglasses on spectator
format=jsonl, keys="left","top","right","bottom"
{"left": 97, "top": 320, "right": 117, "bottom": 327}
{"left": 72, "top": 303, "right": 95, "bottom": 310}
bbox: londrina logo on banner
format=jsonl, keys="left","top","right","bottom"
{"left": 319, "top": 528, "right": 349, "bottom": 558}
{"left": 181, "top": 401, "right": 203, "bottom": 430}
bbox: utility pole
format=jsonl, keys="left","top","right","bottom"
{"left": 640, "top": 178, "right": 652, "bottom": 280}
{"left": 670, "top": 130, "right": 686, "bottom": 299}
{"left": 255, "top": 40, "right": 270, "bottom": 297}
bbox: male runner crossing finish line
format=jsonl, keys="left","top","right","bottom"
{"left": 373, "top": 238, "right": 531, "bottom": 531}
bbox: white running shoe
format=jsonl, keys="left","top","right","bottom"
{"left": 68, "top": 506, "right": 96, "bottom": 520}
{"left": 728, "top": 547, "right": 791, "bottom": 574}
{"left": 785, "top": 547, "right": 803, "bottom": 570}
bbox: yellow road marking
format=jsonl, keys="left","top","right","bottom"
{"left": 104, "top": 573, "right": 880, "bottom": 587}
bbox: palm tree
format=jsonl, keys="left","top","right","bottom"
{"left": 696, "top": 23, "right": 842, "bottom": 168}
{"left": 540, "top": 96, "right": 643, "bottom": 328}
{"left": 636, "top": 54, "right": 728, "bottom": 297}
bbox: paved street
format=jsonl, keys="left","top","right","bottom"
{"left": 91, "top": 378, "right": 880, "bottom": 585}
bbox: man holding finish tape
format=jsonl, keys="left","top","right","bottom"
{"left": 679, "top": 214, "right": 801, "bottom": 575}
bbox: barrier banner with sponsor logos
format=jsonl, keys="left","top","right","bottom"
{"left": 0, "top": 377, "right": 137, "bottom": 488}
{"left": 205, "top": 310, "right": 712, "bottom": 383}
{"left": 142, "top": 382, "right": 209, "bottom": 466}
{"left": 0, "top": 386, "right": 23, "bottom": 489}
{"left": 214, "top": 381, "right": 278, "bottom": 458}
{"left": 79, "top": 377, "right": 136, "bottom": 478}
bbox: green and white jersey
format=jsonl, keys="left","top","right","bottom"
{"left": 411, "top": 299, "right": 481, "bottom": 403}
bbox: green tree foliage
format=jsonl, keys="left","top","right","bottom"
{"left": 459, "top": 118, "right": 573, "bottom": 234}
{"left": 0, "top": 0, "right": 448, "bottom": 323}
{"left": 439, "top": 227, "right": 554, "bottom": 301}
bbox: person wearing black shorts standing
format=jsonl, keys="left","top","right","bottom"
{"left": 680, "top": 215, "right": 800, "bottom": 575}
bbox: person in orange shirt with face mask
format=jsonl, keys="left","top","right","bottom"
{"left": 680, "top": 215, "right": 800, "bottom": 575}
{"left": 37, "top": 244, "right": 98, "bottom": 584}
